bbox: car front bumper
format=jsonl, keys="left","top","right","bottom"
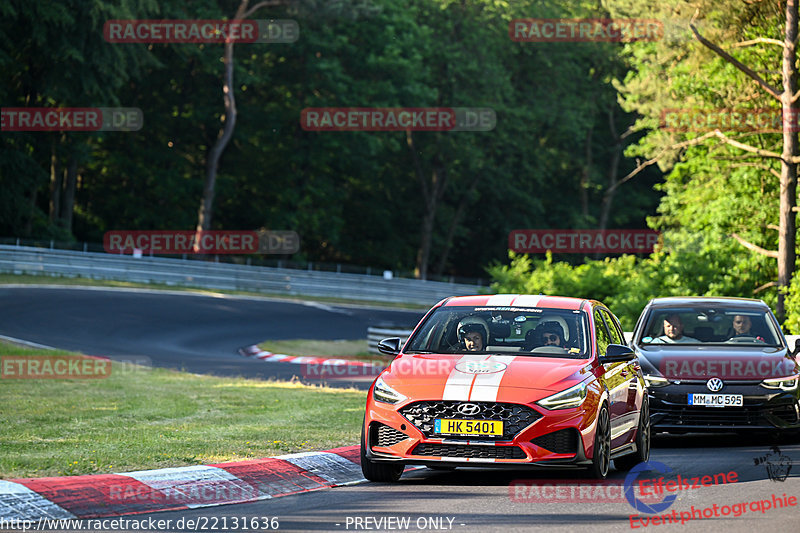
{"left": 648, "top": 382, "right": 800, "bottom": 431}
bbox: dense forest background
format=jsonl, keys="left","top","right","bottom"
{"left": 2, "top": 0, "right": 799, "bottom": 330}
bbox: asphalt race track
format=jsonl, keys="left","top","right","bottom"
{"left": 2, "top": 285, "right": 799, "bottom": 532}
{"left": 89, "top": 433, "right": 800, "bottom": 532}
{"left": 0, "top": 285, "right": 424, "bottom": 388}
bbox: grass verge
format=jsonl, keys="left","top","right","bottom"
{"left": 0, "top": 341, "right": 366, "bottom": 479}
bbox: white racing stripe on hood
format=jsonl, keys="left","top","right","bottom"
{"left": 467, "top": 355, "right": 516, "bottom": 401}
{"left": 441, "top": 355, "right": 516, "bottom": 402}
{"left": 486, "top": 294, "right": 518, "bottom": 306}
{"left": 509, "top": 294, "right": 542, "bottom": 307}
{"left": 442, "top": 354, "right": 485, "bottom": 400}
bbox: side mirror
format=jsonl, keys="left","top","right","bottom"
{"left": 600, "top": 343, "right": 636, "bottom": 364}
{"left": 377, "top": 337, "right": 402, "bottom": 356}
{"left": 793, "top": 339, "right": 800, "bottom": 357}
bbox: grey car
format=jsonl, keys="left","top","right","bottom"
{"left": 630, "top": 296, "right": 800, "bottom": 434}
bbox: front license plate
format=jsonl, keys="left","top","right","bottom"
{"left": 688, "top": 394, "right": 743, "bottom": 407}
{"left": 434, "top": 419, "right": 503, "bottom": 436}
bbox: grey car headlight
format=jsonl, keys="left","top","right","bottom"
{"left": 761, "top": 374, "right": 800, "bottom": 391}
{"left": 536, "top": 382, "right": 588, "bottom": 410}
{"left": 373, "top": 376, "right": 407, "bottom": 404}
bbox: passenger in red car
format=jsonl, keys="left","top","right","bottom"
{"left": 531, "top": 321, "right": 566, "bottom": 349}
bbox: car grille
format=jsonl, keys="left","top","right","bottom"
{"left": 531, "top": 428, "right": 579, "bottom": 454}
{"left": 371, "top": 423, "right": 409, "bottom": 447}
{"left": 410, "top": 443, "right": 526, "bottom": 459}
{"left": 399, "top": 401, "right": 541, "bottom": 439}
{"left": 655, "top": 404, "right": 800, "bottom": 427}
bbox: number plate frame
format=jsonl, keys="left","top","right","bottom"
{"left": 433, "top": 418, "right": 504, "bottom": 436}
{"left": 688, "top": 394, "right": 743, "bottom": 407}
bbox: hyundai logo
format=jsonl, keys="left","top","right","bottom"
{"left": 456, "top": 403, "right": 482, "bottom": 416}
{"left": 706, "top": 377, "right": 724, "bottom": 392}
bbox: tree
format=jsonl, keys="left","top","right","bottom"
{"left": 610, "top": 0, "right": 798, "bottom": 320}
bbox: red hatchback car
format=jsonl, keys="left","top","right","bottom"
{"left": 361, "top": 294, "right": 649, "bottom": 481}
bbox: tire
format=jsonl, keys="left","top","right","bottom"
{"left": 614, "top": 397, "right": 650, "bottom": 471}
{"left": 360, "top": 422, "right": 404, "bottom": 482}
{"left": 587, "top": 404, "right": 611, "bottom": 479}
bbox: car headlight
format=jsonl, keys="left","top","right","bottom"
{"left": 536, "top": 382, "right": 588, "bottom": 410}
{"left": 644, "top": 375, "right": 670, "bottom": 388}
{"left": 373, "top": 376, "right": 407, "bottom": 404}
{"left": 761, "top": 374, "right": 800, "bottom": 391}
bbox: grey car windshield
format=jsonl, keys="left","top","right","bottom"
{"left": 405, "top": 306, "right": 589, "bottom": 357}
{"left": 639, "top": 307, "right": 783, "bottom": 346}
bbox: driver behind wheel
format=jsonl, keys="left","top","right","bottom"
{"left": 729, "top": 314, "right": 764, "bottom": 342}
{"left": 457, "top": 317, "right": 489, "bottom": 351}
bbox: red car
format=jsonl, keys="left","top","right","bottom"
{"left": 361, "top": 294, "right": 649, "bottom": 481}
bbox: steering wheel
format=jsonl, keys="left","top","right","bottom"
{"left": 725, "top": 336, "right": 762, "bottom": 343}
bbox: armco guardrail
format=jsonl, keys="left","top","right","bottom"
{"left": 0, "top": 245, "right": 484, "bottom": 306}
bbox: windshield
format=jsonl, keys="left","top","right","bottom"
{"left": 405, "top": 306, "right": 589, "bottom": 358}
{"left": 638, "top": 306, "right": 783, "bottom": 347}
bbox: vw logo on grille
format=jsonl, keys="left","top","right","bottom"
{"left": 456, "top": 403, "right": 482, "bottom": 416}
{"left": 706, "top": 377, "right": 724, "bottom": 392}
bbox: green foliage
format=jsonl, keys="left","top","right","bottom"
{"left": 785, "top": 270, "right": 800, "bottom": 335}
{"left": 490, "top": 229, "right": 779, "bottom": 331}
{"left": 1, "top": 0, "right": 664, "bottom": 280}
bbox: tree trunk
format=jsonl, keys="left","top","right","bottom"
{"left": 416, "top": 200, "right": 436, "bottom": 280}
{"left": 598, "top": 107, "right": 622, "bottom": 232}
{"left": 580, "top": 128, "right": 592, "bottom": 221}
{"left": 49, "top": 137, "right": 61, "bottom": 225}
{"left": 60, "top": 153, "right": 78, "bottom": 234}
{"left": 778, "top": 0, "right": 799, "bottom": 320}
{"left": 196, "top": 40, "right": 237, "bottom": 233}
{"left": 24, "top": 187, "right": 36, "bottom": 237}
{"left": 433, "top": 174, "right": 480, "bottom": 276}
{"left": 195, "top": 0, "right": 253, "bottom": 235}
{"left": 407, "top": 131, "right": 447, "bottom": 280}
